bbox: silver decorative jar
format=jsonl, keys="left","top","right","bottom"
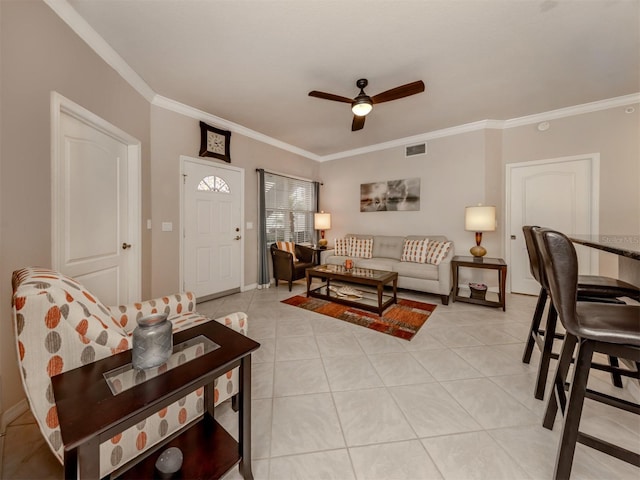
{"left": 132, "top": 313, "right": 172, "bottom": 370}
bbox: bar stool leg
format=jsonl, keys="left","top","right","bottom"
{"left": 543, "top": 333, "right": 578, "bottom": 430}
{"left": 607, "top": 356, "right": 624, "bottom": 388}
{"left": 553, "top": 339, "right": 594, "bottom": 480}
{"left": 523, "top": 287, "right": 548, "bottom": 364}
{"left": 535, "top": 303, "right": 558, "bottom": 400}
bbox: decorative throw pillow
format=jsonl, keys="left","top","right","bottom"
{"left": 276, "top": 241, "right": 298, "bottom": 261}
{"left": 351, "top": 238, "right": 373, "bottom": 259}
{"left": 425, "top": 240, "right": 452, "bottom": 265}
{"left": 401, "top": 238, "right": 429, "bottom": 263}
{"left": 334, "top": 237, "right": 352, "bottom": 256}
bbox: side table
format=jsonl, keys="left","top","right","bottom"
{"left": 308, "top": 245, "right": 334, "bottom": 265}
{"left": 52, "top": 320, "right": 260, "bottom": 479}
{"left": 452, "top": 255, "right": 507, "bottom": 311}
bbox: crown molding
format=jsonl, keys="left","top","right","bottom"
{"left": 319, "top": 94, "right": 640, "bottom": 162}
{"left": 503, "top": 93, "right": 640, "bottom": 129}
{"left": 45, "top": 1, "right": 640, "bottom": 163}
{"left": 319, "top": 119, "right": 501, "bottom": 162}
{"left": 151, "top": 95, "right": 321, "bottom": 161}
{"left": 44, "top": 0, "right": 156, "bottom": 102}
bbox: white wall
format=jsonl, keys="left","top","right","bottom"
{"left": 319, "top": 107, "right": 640, "bottom": 288}
{"left": 502, "top": 107, "right": 640, "bottom": 277}
{"left": 319, "top": 129, "right": 501, "bottom": 260}
{"left": 0, "top": 0, "right": 152, "bottom": 418}
{"left": 1, "top": 0, "right": 637, "bottom": 424}
{"left": 150, "top": 106, "right": 320, "bottom": 296}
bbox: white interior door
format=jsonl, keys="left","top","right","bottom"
{"left": 182, "top": 158, "right": 243, "bottom": 298}
{"left": 507, "top": 155, "right": 599, "bottom": 295}
{"left": 52, "top": 96, "right": 141, "bottom": 306}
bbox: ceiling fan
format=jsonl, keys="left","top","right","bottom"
{"left": 308, "top": 78, "right": 425, "bottom": 131}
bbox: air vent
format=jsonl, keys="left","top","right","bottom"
{"left": 405, "top": 143, "right": 427, "bottom": 157}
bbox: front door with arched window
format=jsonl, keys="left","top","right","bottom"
{"left": 182, "top": 157, "right": 244, "bottom": 299}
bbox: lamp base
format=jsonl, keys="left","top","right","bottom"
{"left": 469, "top": 245, "right": 487, "bottom": 257}
{"left": 318, "top": 238, "right": 328, "bottom": 247}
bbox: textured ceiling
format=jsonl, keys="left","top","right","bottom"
{"left": 67, "top": 0, "right": 640, "bottom": 157}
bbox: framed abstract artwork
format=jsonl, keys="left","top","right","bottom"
{"left": 360, "top": 178, "right": 420, "bottom": 212}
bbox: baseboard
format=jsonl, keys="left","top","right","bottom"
{"left": 0, "top": 398, "right": 28, "bottom": 433}
{"left": 242, "top": 282, "right": 257, "bottom": 292}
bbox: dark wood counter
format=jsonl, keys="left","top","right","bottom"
{"left": 570, "top": 235, "right": 639, "bottom": 288}
{"left": 569, "top": 235, "right": 640, "bottom": 261}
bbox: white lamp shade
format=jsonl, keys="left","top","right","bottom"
{"left": 351, "top": 102, "right": 373, "bottom": 116}
{"left": 465, "top": 205, "right": 496, "bottom": 232}
{"left": 314, "top": 212, "right": 331, "bottom": 230}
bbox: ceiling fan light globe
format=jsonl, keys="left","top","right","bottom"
{"left": 351, "top": 100, "right": 373, "bottom": 116}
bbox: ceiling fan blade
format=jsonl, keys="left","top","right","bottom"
{"left": 309, "top": 91, "right": 353, "bottom": 103}
{"left": 351, "top": 115, "right": 366, "bottom": 131}
{"left": 371, "top": 80, "right": 425, "bottom": 104}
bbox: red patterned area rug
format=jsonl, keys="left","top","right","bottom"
{"left": 281, "top": 296, "right": 436, "bottom": 340}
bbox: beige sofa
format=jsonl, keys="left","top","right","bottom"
{"left": 323, "top": 234, "right": 454, "bottom": 304}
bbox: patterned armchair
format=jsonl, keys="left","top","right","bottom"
{"left": 270, "top": 241, "right": 315, "bottom": 291}
{"left": 11, "top": 267, "right": 248, "bottom": 478}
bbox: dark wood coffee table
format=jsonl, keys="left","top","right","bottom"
{"left": 306, "top": 264, "right": 398, "bottom": 316}
{"left": 51, "top": 320, "right": 260, "bottom": 479}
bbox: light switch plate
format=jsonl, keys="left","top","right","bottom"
{"left": 246, "top": 222, "right": 253, "bottom": 230}
{"left": 161, "top": 222, "right": 173, "bottom": 232}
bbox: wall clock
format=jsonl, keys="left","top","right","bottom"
{"left": 199, "top": 121, "right": 231, "bottom": 163}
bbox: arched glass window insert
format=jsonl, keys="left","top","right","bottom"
{"left": 197, "top": 175, "right": 230, "bottom": 193}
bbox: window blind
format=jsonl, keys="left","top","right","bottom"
{"left": 264, "top": 172, "right": 316, "bottom": 245}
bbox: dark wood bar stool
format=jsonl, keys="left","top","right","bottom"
{"left": 521, "top": 225, "right": 639, "bottom": 400}
{"left": 535, "top": 228, "right": 640, "bottom": 480}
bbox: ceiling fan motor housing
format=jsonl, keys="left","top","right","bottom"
{"left": 356, "top": 78, "right": 368, "bottom": 89}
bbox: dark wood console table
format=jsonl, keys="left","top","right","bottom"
{"left": 51, "top": 320, "right": 260, "bottom": 479}
{"left": 452, "top": 256, "right": 507, "bottom": 311}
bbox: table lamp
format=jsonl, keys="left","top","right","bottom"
{"left": 465, "top": 205, "right": 496, "bottom": 258}
{"left": 314, "top": 212, "right": 331, "bottom": 248}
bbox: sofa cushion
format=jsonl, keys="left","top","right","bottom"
{"left": 355, "top": 258, "right": 399, "bottom": 271}
{"left": 326, "top": 255, "right": 349, "bottom": 266}
{"left": 335, "top": 237, "right": 352, "bottom": 256}
{"left": 407, "top": 235, "right": 445, "bottom": 243}
{"left": 351, "top": 238, "right": 373, "bottom": 258}
{"left": 394, "top": 261, "right": 439, "bottom": 281}
{"left": 401, "top": 238, "right": 429, "bottom": 263}
{"left": 371, "top": 235, "right": 405, "bottom": 259}
{"left": 425, "top": 240, "right": 452, "bottom": 265}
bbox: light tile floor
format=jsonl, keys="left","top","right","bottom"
{"left": 2, "top": 283, "right": 639, "bottom": 479}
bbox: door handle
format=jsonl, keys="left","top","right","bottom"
{"left": 234, "top": 235, "right": 241, "bottom": 240}
{"left": 122, "top": 242, "right": 132, "bottom": 250}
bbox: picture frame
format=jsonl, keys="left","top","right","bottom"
{"left": 360, "top": 177, "right": 420, "bottom": 212}
{"left": 199, "top": 121, "right": 231, "bottom": 163}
